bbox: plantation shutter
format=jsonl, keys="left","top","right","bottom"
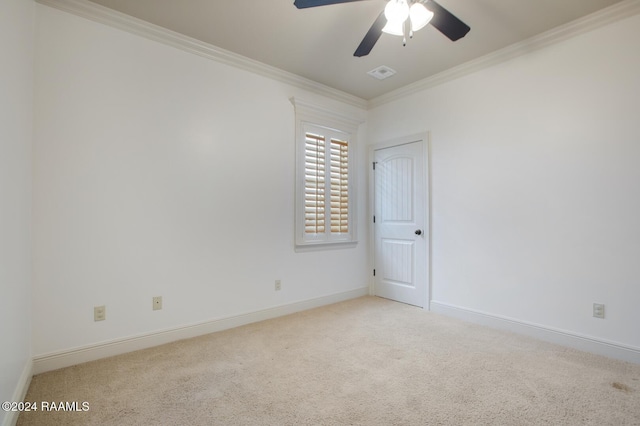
{"left": 304, "top": 133, "right": 325, "bottom": 234}
{"left": 293, "top": 100, "right": 357, "bottom": 249}
{"left": 330, "top": 139, "right": 349, "bottom": 234}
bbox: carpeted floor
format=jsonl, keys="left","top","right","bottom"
{"left": 18, "top": 296, "right": 640, "bottom": 425}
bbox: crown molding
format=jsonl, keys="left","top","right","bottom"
{"left": 36, "top": 0, "right": 368, "bottom": 110}
{"left": 35, "top": 0, "right": 640, "bottom": 111}
{"left": 368, "top": 0, "right": 640, "bottom": 109}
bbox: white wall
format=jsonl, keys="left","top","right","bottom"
{"left": 33, "top": 5, "right": 369, "bottom": 357}
{"left": 0, "top": 0, "right": 34, "bottom": 422}
{"left": 29, "top": 0, "right": 639, "bottom": 369}
{"left": 368, "top": 13, "right": 640, "bottom": 350}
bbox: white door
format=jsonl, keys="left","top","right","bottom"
{"left": 374, "top": 140, "right": 427, "bottom": 307}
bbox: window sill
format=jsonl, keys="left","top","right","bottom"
{"left": 295, "top": 241, "right": 358, "bottom": 253}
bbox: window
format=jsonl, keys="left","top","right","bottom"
{"left": 303, "top": 128, "right": 349, "bottom": 235}
{"left": 292, "top": 99, "right": 361, "bottom": 249}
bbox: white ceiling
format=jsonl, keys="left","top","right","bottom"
{"left": 85, "top": 0, "right": 624, "bottom": 100}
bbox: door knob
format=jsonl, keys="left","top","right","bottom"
{"left": 415, "top": 229, "right": 422, "bottom": 236}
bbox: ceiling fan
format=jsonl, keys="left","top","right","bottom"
{"left": 293, "top": 0, "right": 470, "bottom": 57}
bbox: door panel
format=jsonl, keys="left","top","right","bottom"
{"left": 374, "top": 140, "right": 427, "bottom": 307}
{"left": 381, "top": 238, "right": 414, "bottom": 285}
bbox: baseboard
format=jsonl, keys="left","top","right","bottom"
{"left": 430, "top": 300, "right": 640, "bottom": 364}
{"left": 33, "top": 287, "right": 369, "bottom": 374}
{"left": 2, "top": 358, "right": 33, "bottom": 426}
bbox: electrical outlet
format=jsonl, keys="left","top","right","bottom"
{"left": 153, "top": 296, "right": 162, "bottom": 311}
{"left": 593, "top": 303, "right": 605, "bottom": 319}
{"left": 275, "top": 280, "right": 282, "bottom": 291}
{"left": 94, "top": 305, "right": 106, "bottom": 321}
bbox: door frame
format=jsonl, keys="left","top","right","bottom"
{"left": 368, "top": 132, "right": 432, "bottom": 310}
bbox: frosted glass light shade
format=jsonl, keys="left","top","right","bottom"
{"left": 409, "top": 3, "right": 434, "bottom": 32}
{"left": 384, "top": 0, "right": 409, "bottom": 24}
{"left": 382, "top": 19, "right": 405, "bottom": 36}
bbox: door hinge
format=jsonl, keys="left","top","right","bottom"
{"left": 373, "top": 161, "right": 377, "bottom": 170}
{"left": 373, "top": 269, "right": 376, "bottom": 276}
{"left": 373, "top": 215, "right": 376, "bottom": 223}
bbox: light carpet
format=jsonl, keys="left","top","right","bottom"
{"left": 18, "top": 296, "right": 640, "bottom": 425}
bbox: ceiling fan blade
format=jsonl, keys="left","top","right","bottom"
{"left": 353, "top": 11, "right": 386, "bottom": 57}
{"left": 424, "top": 0, "right": 470, "bottom": 41}
{"left": 294, "top": 0, "right": 368, "bottom": 8}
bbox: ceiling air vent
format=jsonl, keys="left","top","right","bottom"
{"left": 367, "top": 65, "right": 396, "bottom": 80}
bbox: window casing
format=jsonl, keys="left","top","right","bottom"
{"left": 292, "top": 99, "right": 360, "bottom": 250}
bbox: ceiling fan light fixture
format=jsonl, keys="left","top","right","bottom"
{"left": 381, "top": 19, "right": 405, "bottom": 36}
{"left": 409, "top": 3, "right": 434, "bottom": 32}
{"left": 295, "top": 0, "right": 470, "bottom": 57}
{"left": 384, "top": 0, "right": 409, "bottom": 25}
